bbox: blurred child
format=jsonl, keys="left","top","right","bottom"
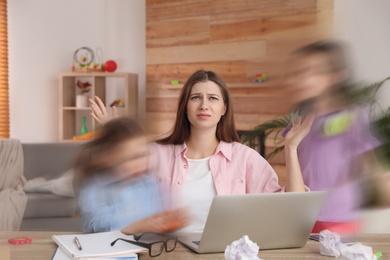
{"left": 73, "top": 117, "right": 187, "bottom": 234}
{"left": 282, "top": 41, "right": 380, "bottom": 234}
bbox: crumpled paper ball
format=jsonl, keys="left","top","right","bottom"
{"left": 319, "top": 230, "right": 374, "bottom": 260}
{"left": 340, "top": 243, "right": 375, "bottom": 260}
{"left": 319, "top": 229, "right": 343, "bottom": 257}
{"left": 224, "top": 235, "right": 261, "bottom": 260}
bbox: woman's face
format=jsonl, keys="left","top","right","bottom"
{"left": 186, "top": 80, "right": 226, "bottom": 132}
{"left": 107, "top": 136, "right": 150, "bottom": 178}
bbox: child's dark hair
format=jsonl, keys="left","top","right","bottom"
{"left": 293, "top": 40, "right": 354, "bottom": 103}
{"left": 73, "top": 117, "right": 145, "bottom": 194}
{"left": 293, "top": 40, "right": 349, "bottom": 72}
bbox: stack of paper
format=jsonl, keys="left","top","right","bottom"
{"left": 52, "top": 247, "right": 138, "bottom": 260}
{"left": 52, "top": 230, "right": 147, "bottom": 260}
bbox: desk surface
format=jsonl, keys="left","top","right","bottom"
{"left": 1, "top": 231, "right": 389, "bottom": 259}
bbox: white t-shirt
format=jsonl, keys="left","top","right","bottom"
{"left": 180, "top": 156, "right": 216, "bottom": 233}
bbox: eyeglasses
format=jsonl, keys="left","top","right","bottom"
{"left": 136, "top": 233, "right": 177, "bottom": 253}
{"left": 111, "top": 233, "right": 177, "bottom": 257}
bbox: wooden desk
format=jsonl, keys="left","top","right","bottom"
{"left": 1, "top": 231, "right": 389, "bottom": 259}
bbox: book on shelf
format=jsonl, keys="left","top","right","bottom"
{"left": 52, "top": 230, "right": 147, "bottom": 259}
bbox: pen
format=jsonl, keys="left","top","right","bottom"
{"left": 74, "top": 236, "right": 82, "bottom": 250}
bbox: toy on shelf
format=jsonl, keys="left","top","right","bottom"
{"left": 110, "top": 99, "right": 124, "bottom": 108}
{"left": 72, "top": 131, "right": 97, "bottom": 141}
{"left": 93, "top": 47, "right": 104, "bottom": 70}
{"left": 104, "top": 60, "right": 117, "bottom": 72}
{"left": 253, "top": 73, "right": 267, "bottom": 83}
{"left": 8, "top": 237, "right": 32, "bottom": 245}
{"left": 170, "top": 79, "right": 181, "bottom": 85}
{"left": 72, "top": 47, "right": 104, "bottom": 72}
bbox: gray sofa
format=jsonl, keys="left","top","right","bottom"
{"left": 20, "top": 143, "right": 83, "bottom": 232}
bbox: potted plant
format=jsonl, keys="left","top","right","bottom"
{"left": 76, "top": 80, "right": 92, "bottom": 108}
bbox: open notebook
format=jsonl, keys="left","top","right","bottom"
{"left": 52, "top": 230, "right": 147, "bottom": 259}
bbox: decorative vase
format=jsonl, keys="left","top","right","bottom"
{"left": 80, "top": 116, "right": 88, "bottom": 135}
{"left": 76, "top": 94, "right": 88, "bottom": 108}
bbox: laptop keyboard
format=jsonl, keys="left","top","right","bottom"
{"left": 192, "top": 240, "right": 200, "bottom": 245}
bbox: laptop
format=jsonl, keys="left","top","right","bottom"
{"left": 178, "top": 191, "right": 326, "bottom": 253}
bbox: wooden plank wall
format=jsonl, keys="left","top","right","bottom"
{"left": 146, "top": 0, "right": 334, "bottom": 185}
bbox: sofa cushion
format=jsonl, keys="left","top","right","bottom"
{"left": 22, "top": 143, "right": 82, "bottom": 180}
{"left": 20, "top": 217, "right": 83, "bottom": 232}
{"left": 24, "top": 193, "right": 77, "bottom": 218}
{"left": 23, "top": 169, "right": 75, "bottom": 198}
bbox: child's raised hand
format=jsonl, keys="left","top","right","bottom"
{"left": 284, "top": 112, "right": 315, "bottom": 149}
{"left": 90, "top": 96, "right": 118, "bottom": 125}
{"left": 151, "top": 208, "right": 189, "bottom": 233}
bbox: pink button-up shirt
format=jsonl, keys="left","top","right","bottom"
{"left": 149, "top": 141, "right": 282, "bottom": 204}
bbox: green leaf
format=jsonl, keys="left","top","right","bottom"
{"left": 241, "top": 115, "right": 291, "bottom": 143}
{"left": 349, "top": 76, "right": 390, "bottom": 107}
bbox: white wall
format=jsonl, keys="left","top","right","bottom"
{"left": 104, "top": 1, "right": 146, "bottom": 119}
{"left": 8, "top": 0, "right": 145, "bottom": 142}
{"left": 334, "top": 0, "right": 390, "bottom": 110}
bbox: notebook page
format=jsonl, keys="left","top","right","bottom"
{"left": 52, "top": 231, "right": 146, "bottom": 259}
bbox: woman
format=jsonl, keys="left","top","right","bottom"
{"left": 91, "top": 70, "right": 311, "bottom": 232}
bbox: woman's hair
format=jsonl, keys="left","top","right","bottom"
{"left": 73, "top": 117, "right": 145, "bottom": 194}
{"left": 157, "top": 70, "right": 240, "bottom": 144}
{"left": 292, "top": 40, "right": 353, "bottom": 99}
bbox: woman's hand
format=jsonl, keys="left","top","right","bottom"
{"left": 284, "top": 112, "right": 315, "bottom": 149}
{"left": 90, "top": 96, "right": 118, "bottom": 125}
{"left": 121, "top": 208, "right": 189, "bottom": 235}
